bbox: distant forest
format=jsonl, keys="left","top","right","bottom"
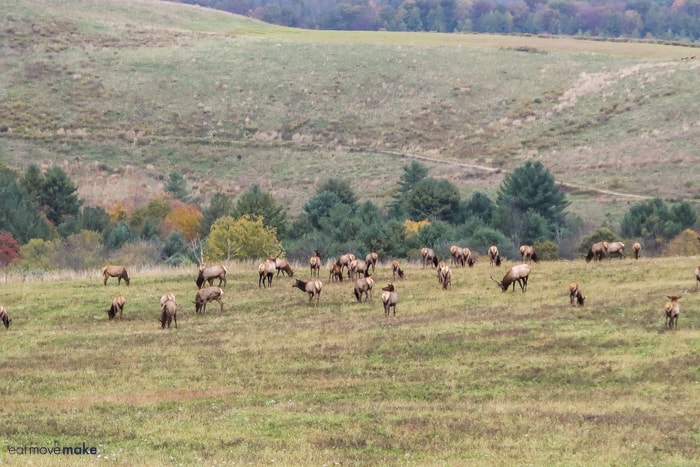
{"left": 169, "top": 0, "right": 700, "bottom": 41}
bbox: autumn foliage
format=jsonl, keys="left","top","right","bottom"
{"left": 0, "top": 231, "right": 21, "bottom": 267}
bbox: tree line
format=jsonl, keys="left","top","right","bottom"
{"left": 0, "top": 161, "right": 696, "bottom": 271}
{"left": 173, "top": 0, "right": 700, "bottom": 42}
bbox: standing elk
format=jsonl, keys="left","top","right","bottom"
{"left": 490, "top": 264, "right": 531, "bottom": 292}
{"left": 569, "top": 282, "right": 585, "bottom": 307}
{"left": 381, "top": 284, "right": 398, "bottom": 316}
{"left": 462, "top": 247, "right": 475, "bottom": 267}
{"left": 0, "top": 305, "right": 11, "bottom": 329}
{"left": 664, "top": 295, "right": 681, "bottom": 329}
{"left": 354, "top": 275, "right": 375, "bottom": 302}
{"left": 309, "top": 249, "right": 323, "bottom": 277}
{"left": 606, "top": 241, "right": 625, "bottom": 260}
{"left": 632, "top": 242, "right": 641, "bottom": 260}
{"left": 194, "top": 286, "right": 224, "bottom": 314}
{"left": 258, "top": 259, "right": 276, "bottom": 288}
{"left": 449, "top": 245, "right": 464, "bottom": 266}
{"left": 488, "top": 245, "right": 501, "bottom": 267}
{"left": 103, "top": 265, "right": 130, "bottom": 286}
{"left": 365, "top": 252, "right": 378, "bottom": 273}
{"left": 349, "top": 258, "right": 369, "bottom": 279}
{"left": 335, "top": 253, "right": 356, "bottom": 279}
{"left": 391, "top": 260, "right": 405, "bottom": 280}
{"left": 195, "top": 264, "right": 227, "bottom": 289}
{"left": 695, "top": 265, "right": 700, "bottom": 289}
{"left": 437, "top": 263, "right": 452, "bottom": 290}
{"left": 585, "top": 242, "right": 609, "bottom": 262}
{"left": 107, "top": 295, "right": 126, "bottom": 320}
{"left": 292, "top": 278, "right": 323, "bottom": 306}
{"left": 274, "top": 257, "right": 294, "bottom": 277}
{"left": 329, "top": 263, "right": 344, "bottom": 282}
{"left": 421, "top": 247, "right": 438, "bottom": 268}
{"left": 519, "top": 245, "right": 538, "bottom": 263}
{"left": 160, "top": 297, "right": 178, "bottom": 329}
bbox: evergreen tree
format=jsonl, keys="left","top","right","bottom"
{"left": 165, "top": 171, "right": 190, "bottom": 201}
{"left": 232, "top": 185, "right": 287, "bottom": 238}
{"left": 198, "top": 193, "right": 235, "bottom": 237}
{"left": 389, "top": 162, "right": 429, "bottom": 218}
{"left": 405, "top": 178, "right": 460, "bottom": 222}
{"left": 39, "top": 167, "right": 81, "bottom": 226}
{"left": 0, "top": 166, "right": 52, "bottom": 243}
{"left": 316, "top": 178, "right": 358, "bottom": 208}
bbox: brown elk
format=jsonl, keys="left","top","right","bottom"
{"left": 519, "top": 245, "right": 538, "bottom": 263}
{"left": 490, "top": 264, "right": 531, "bottom": 292}
{"left": 329, "top": 263, "right": 344, "bottom": 282}
{"left": 195, "top": 264, "right": 227, "bottom": 289}
{"left": 0, "top": 305, "right": 11, "bottom": 329}
{"left": 569, "top": 282, "right": 585, "bottom": 307}
{"left": 354, "top": 275, "right": 375, "bottom": 302}
{"left": 391, "top": 260, "right": 405, "bottom": 280}
{"left": 606, "top": 241, "right": 625, "bottom": 260}
{"left": 107, "top": 295, "right": 126, "bottom": 320}
{"left": 437, "top": 263, "right": 452, "bottom": 290}
{"left": 664, "top": 295, "right": 681, "bottom": 329}
{"left": 449, "top": 245, "right": 463, "bottom": 266}
{"left": 309, "top": 249, "right": 323, "bottom": 277}
{"left": 421, "top": 247, "right": 438, "bottom": 268}
{"left": 695, "top": 265, "right": 700, "bottom": 289}
{"left": 365, "top": 252, "right": 378, "bottom": 273}
{"left": 103, "top": 265, "right": 130, "bottom": 286}
{"left": 335, "top": 253, "right": 356, "bottom": 279}
{"left": 488, "top": 245, "right": 501, "bottom": 267}
{"left": 258, "top": 259, "right": 276, "bottom": 288}
{"left": 585, "top": 242, "right": 609, "bottom": 262}
{"left": 274, "top": 257, "right": 294, "bottom": 277}
{"left": 349, "top": 258, "right": 369, "bottom": 279}
{"left": 160, "top": 298, "right": 178, "bottom": 329}
{"left": 160, "top": 293, "right": 176, "bottom": 308}
{"left": 462, "top": 247, "right": 475, "bottom": 267}
{"left": 194, "top": 286, "right": 224, "bottom": 314}
{"left": 381, "top": 284, "right": 398, "bottom": 316}
{"left": 292, "top": 278, "right": 323, "bottom": 306}
{"left": 632, "top": 242, "right": 641, "bottom": 260}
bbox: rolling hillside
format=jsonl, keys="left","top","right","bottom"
{"left": 1, "top": 0, "right": 699, "bottom": 230}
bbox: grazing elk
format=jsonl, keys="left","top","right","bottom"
{"left": 194, "top": 286, "right": 224, "bottom": 314}
{"left": 195, "top": 264, "right": 227, "bottom": 289}
{"left": 309, "top": 249, "right": 323, "bottom": 277}
{"left": 569, "top": 282, "right": 585, "bottom": 307}
{"left": 0, "top": 305, "right": 11, "bottom": 329}
{"left": 366, "top": 252, "right": 378, "bottom": 273}
{"left": 349, "top": 258, "right": 369, "bottom": 280}
{"left": 664, "top": 295, "right": 681, "bottom": 329}
{"left": 490, "top": 264, "right": 531, "bottom": 292}
{"left": 695, "top": 265, "right": 700, "bottom": 289}
{"left": 329, "top": 263, "right": 344, "bottom": 282}
{"left": 449, "top": 245, "right": 464, "bottom": 266}
{"left": 275, "top": 257, "right": 294, "bottom": 277}
{"left": 160, "top": 298, "right": 178, "bottom": 329}
{"left": 488, "top": 245, "right": 501, "bottom": 267}
{"left": 606, "top": 241, "right": 625, "bottom": 260}
{"left": 421, "top": 247, "right": 438, "bottom": 268}
{"left": 335, "top": 253, "right": 356, "bottom": 279}
{"left": 462, "top": 247, "right": 475, "bottom": 267}
{"left": 632, "top": 242, "right": 641, "bottom": 260}
{"left": 381, "top": 284, "right": 398, "bottom": 316}
{"left": 519, "top": 245, "right": 538, "bottom": 263}
{"left": 160, "top": 293, "right": 176, "bottom": 308}
{"left": 354, "top": 275, "right": 375, "bottom": 302}
{"left": 107, "top": 295, "right": 126, "bottom": 320}
{"left": 292, "top": 279, "right": 323, "bottom": 306}
{"left": 391, "top": 260, "right": 405, "bottom": 280}
{"left": 437, "top": 263, "right": 452, "bottom": 290}
{"left": 585, "top": 241, "right": 609, "bottom": 262}
{"left": 103, "top": 265, "right": 130, "bottom": 286}
{"left": 258, "top": 259, "right": 276, "bottom": 288}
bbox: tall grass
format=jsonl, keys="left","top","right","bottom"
{"left": 1, "top": 256, "right": 698, "bottom": 464}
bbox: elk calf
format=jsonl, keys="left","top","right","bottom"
{"left": 664, "top": 295, "right": 681, "bottom": 329}
{"left": 0, "top": 305, "right": 11, "bottom": 329}
{"left": 194, "top": 287, "right": 224, "bottom": 314}
{"left": 381, "top": 284, "right": 398, "bottom": 316}
{"left": 354, "top": 276, "right": 375, "bottom": 302}
{"left": 292, "top": 279, "right": 323, "bottom": 306}
{"left": 569, "top": 282, "right": 585, "bottom": 307}
{"left": 107, "top": 295, "right": 126, "bottom": 320}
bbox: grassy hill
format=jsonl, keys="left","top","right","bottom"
{"left": 2, "top": 0, "right": 699, "bottom": 231}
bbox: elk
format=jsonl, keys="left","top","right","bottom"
{"left": 335, "top": 253, "right": 356, "bottom": 279}
{"left": 664, "top": 295, "right": 681, "bottom": 329}
{"left": 436, "top": 261, "right": 447, "bottom": 284}
{"left": 258, "top": 259, "right": 276, "bottom": 288}
{"left": 160, "top": 299, "right": 178, "bottom": 329}
{"left": 488, "top": 245, "right": 501, "bottom": 267}
{"left": 349, "top": 258, "right": 369, "bottom": 279}
{"left": 391, "top": 260, "right": 405, "bottom": 280}
{"left": 365, "top": 252, "right": 379, "bottom": 273}
{"left": 437, "top": 263, "right": 452, "bottom": 290}
{"left": 381, "top": 284, "right": 398, "bottom": 316}
{"left": 695, "top": 265, "right": 700, "bottom": 289}
{"left": 449, "top": 245, "right": 464, "bottom": 266}
{"left": 329, "top": 263, "right": 344, "bottom": 282}
{"left": 309, "top": 249, "right": 323, "bottom": 277}
{"left": 519, "top": 245, "right": 538, "bottom": 263}
{"left": 585, "top": 241, "right": 609, "bottom": 262}
{"left": 462, "top": 247, "right": 475, "bottom": 267}
{"left": 194, "top": 286, "right": 224, "bottom": 314}
{"left": 569, "top": 282, "right": 585, "bottom": 307}
{"left": 490, "top": 263, "right": 531, "bottom": 292}
{"left": 195, "top": 264, "right": 227, "bottom": 289}
{"left": 274, "top": 257, "right": 294, "bottom": 277}
{"left": 292, "top": 278, "right": 323, "bottom": 306}
{"left": 107, "top": 295, "right": 126, "bottom": 320}
{"left": 421, "top": 247, "right": 438, "bottom": 268}
{"left": 606, "top": 241, "right": 625, "bottom": 260}
{"left": 0, "top": 305, "right": 11, "bottom": 329}
{"left": 354, "top": 275, "right": 375, "bottom": 302}
{"left": 160, "top": 293, "right": 176, "bottom": 308}
{"left": 632, "top": 242, "right": 641, "bottom": 260}
{"left": 102, "top": 265, "right": 130, "bottom": 286}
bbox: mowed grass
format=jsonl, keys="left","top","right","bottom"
{"left": 1, "top": 256, "right": 698, "bottom": 465}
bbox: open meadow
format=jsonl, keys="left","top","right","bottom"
{"left": 1, "top": 255, "right": 699, "bottom": 465}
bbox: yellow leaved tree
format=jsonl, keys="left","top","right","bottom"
{"left": 206, "top": 215, "right": 282, "bottom": 261}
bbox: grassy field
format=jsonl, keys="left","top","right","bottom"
{"left": 1, "top": 256, "right": 699, "bottom": 465}
{"left": 2, "top": 0, "right": 700, "bottom": 230}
